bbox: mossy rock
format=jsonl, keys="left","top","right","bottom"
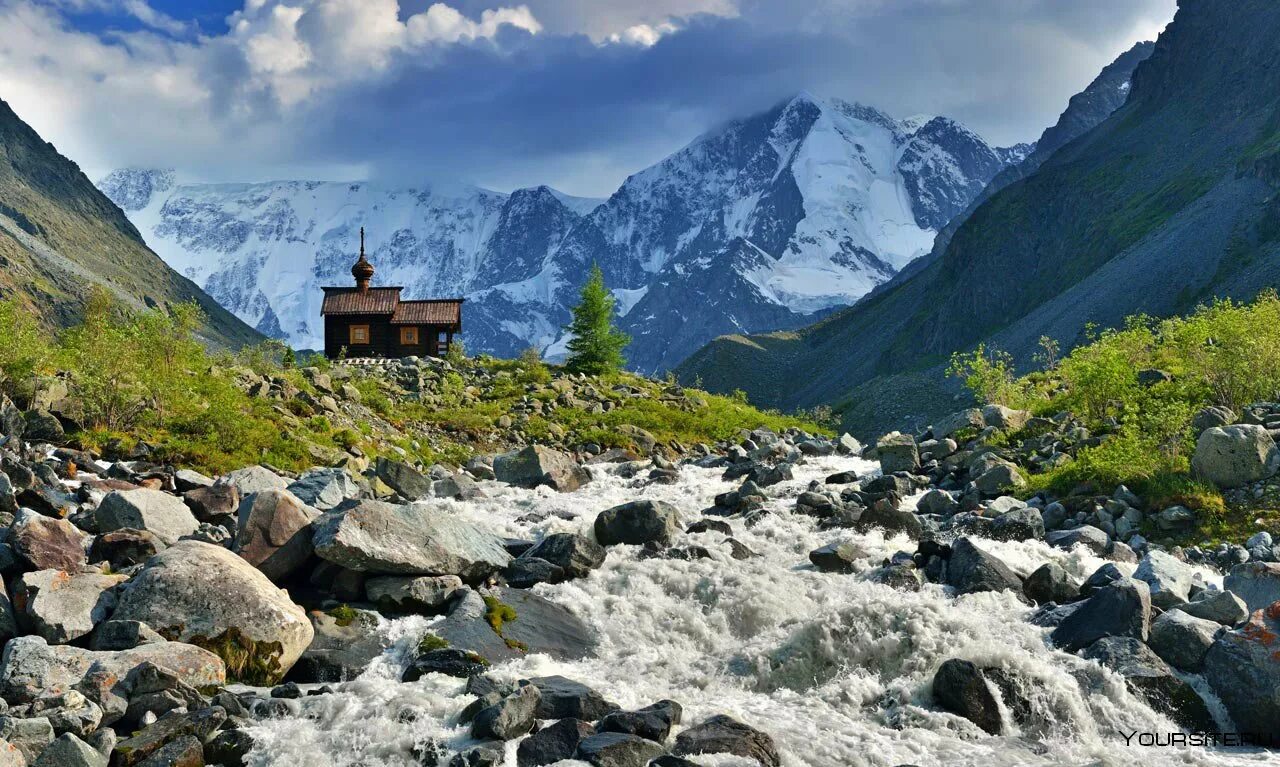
{"left": 189, "top": 627, "right": 288, "bottom": 686}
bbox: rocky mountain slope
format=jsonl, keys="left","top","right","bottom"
{"left": 100, "top": 94, "right": 1025, "bottom": 370}
{"left": 679, "top": 0, "right": 1280, "bottom": 435}
{"left": 0, "top": 99, "right": 261, "bottom": 349}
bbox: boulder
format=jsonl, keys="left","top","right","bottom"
{"left": 1153, "top": 505, "right": 1195, "bottom": 533}
{"left": 808, "top": 542, "right": 868, "bottom": 573}
{"left": 1132, "top": 550, "right": 1197, "bottom": 609}
{"left": 672, "top": 715, "right": 779, "bottom": 767}
{"left": 89, "top": 620, "right": 164, "bottom": 651}
{"left": 312, "top": 500, "right": 510, "bottom": 579}
{"left": 32, "top": 732, "right": 106, "bottom": 767}
{"left": 373, "top": 458, "right": 433, "bottom": 501}
{"left": 88, "top": 530, "right": 163, "bottom": 571}
{"left": 233, "top": 490, "right": 319, "bottom": 582}
{"left": 180, "top": 484, "right": 238, "bottom": 524}
{"left": 1046, "top": 525, "right": 1109, "bottom": 555}
{"left": 493, "top": 446, "right": 590, "bottom": 492}
{"left": 525, "top": 676, "right": 617, "bottom": 720}
{"left": 95, "top": 490, "right": 199, "bottom": 546}
{"left": 522, "top": 533, "right": 605, "bottom": 579}
{"left": 517, "top": 717, "right": 594, "bottom": 767}
{"left": 1202, "top": 603, "right": 1280, "bottom": 739}
{"left": 503, "top": 558, "right": 565, "bottom": 589}
{"left": 286, "top": 468, "right": 361, "bottom": 511}
{"left": 1222, "top": 561, "right": 1280, "bottom": 612}
{"left": 1172, "top": 590, "right": 1249, "bottom": 626}
{"left": 471, "top": 685, "right": 540, "bottom": 740}
{"left": 288, "top": 608, "right": 385, "bottom": 684}
{"left": 945, "top": 538, "right": 1021, "bottom": 595}
{"left": 972, "top": 463, "right": 1025, "bottom": 495}
{"left": 0, "top": 636, "right": 224, "bottom": 706}
{"left": 13, "top": 571, "right": 127, "bottom": 645}
{"left": 875, "top": 433, "right": 919, "bottom": 475}
{"left": 434, "top": 589, "right": 595, "bottom": 663}
{"left": 594, "top": 501, "right": 681, "bottom": 547}
{"left": 932, "top": 409, "right": 985, "bottom": 440}
{"left": 1079, "top": 563, "right": 1125, "bottom": 598}
{"left": 989, "top": 507, "right": 1044, "bottom": 541}
{"left": 111, "top": 707, "right": 225, "bottom": 767}
{"left": 1148, "top": 610, "right": 1221, "bottom": 672}
{"left": 402, "top": 648, "right": 488, "bottom": 681}
{"left": 1191, "top": 424, "right": 1280, "bottom": 488}
{"left": 981, "top": 404, "right": 1030, "bottom": 431}
{"left": 0, "top": 582, "right": 17, "bottom": 645}
{"left": 855, "top": 500, "right": 923, "bottom": 540}
{"left": 1023, "top": 562, "right": 1080, "bottom": 605}
{"left": 217, "top": 466, "right": 287, "bottom": 497}
{"left": 22, "top": 410, "right": 64, "bottom": 444}
{"left": 10, "top": 510, "right": 86, "bottom": 573}
{"left": 0, "top": 717, "right": 52, "bottom": 763}
{"left": 433, "top": 473, "right": 484, "bottom": 501}
{"left": 599, "top": 700, "right": 681, "bottom": 743}
{"left": 364, "top": 575, "right": 462, "bottom": 613}
{"left": 575, "top": 733, "right": 665, "bottom": 767}
{"left": 110, "top": 541, "right": 313, "bottom": 685}
{"left": 931, "top": 659, "right": 1002, "bottom": 735}
{"left": 1049, "top": 578, "right": 1151, "bottom": 651}
{"left": 1190, "top": 405, "right": 1234, "bottom": 436}
{"left": 1081, "top": 636, "right": 1214, "bottom": 732}
{"left": 915, "top": 489, "right": 959, "bottom": 517}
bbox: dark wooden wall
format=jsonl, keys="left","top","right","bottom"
{"left": 323, "top": 317, "right": 454, "bottom": 359}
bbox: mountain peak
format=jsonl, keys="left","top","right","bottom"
{"left": 98, "top": 168, "right": 176, "bottom": 212}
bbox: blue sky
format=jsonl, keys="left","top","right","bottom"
{"left": 1, "top": 0, "right": 1175, "bottom": 197}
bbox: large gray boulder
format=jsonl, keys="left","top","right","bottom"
{"left": 576, "top": 732, "right": 665, "bottom": 766}
{"left": 945, "top": 538, "right": 1021, "bottom": 595}
{"left": 233, "top": 489, "right": 319, "bottom": 582}
{"left": 471, "top": 685, "right": 541, "bottom": 740}
{"left": 287, "top": 468, "right": 361, "bottom": 511}
{"left": 289, "top": 608, "right": 387, "bottom": 684}
{"left": 95, "top": 489, "right": 199, "bottom": 546}
{"left": 672, "top": 715, "right": 780, "bottom": 767}
{"left": 110, "top": 541, "right": 312, "bottom": 685}
{"left": 1081, "top": 637, "right": 1213, "bottom": 732}
{"left": 10, "top": 510, "right": 87, "bottom": 573}
{"left": 1132, "top": 550, "right": 1198, "bottom": 609}
{"left": 1022, "top": 562, "right": 1081, "bottom": 606}
{"left": 1202, "top": 603, "right": 1280, "bottom": 739}
{"left": 1191, "top": 424, "right": 1280, "bottom": 488}
{"left": 0, "top": 635, "right": 225, "bottom": 705}
{"left": 312, "top": 500, "right": 510, "bottom": 579}
{"left": 364, "top": 575, "right": 461, "bottom": 613}
{"left": 217, "top": 466, "right": 288, "bottom": 497}
{"left": 494, "top": 446, "right": 590, "bottom": 492}
{"left": 13, "top": 571, "right": 128, "bottom": 645}
{"left": 1172, "top": 590, "right": 1249, "bottom": 626}
{"left": 1046, "top": 525, "right": 1109, "bottom": 555}
{"left": 373, "top": 458, "right": 433, "bottom": 501}
{"left": 1223, "top": 561, "right": 1280, "bottom": 612}
{"left": 594, "top": 501, "right": 681, "bottom": 547}
{"left": 982, "top": 404, "right": 1030, "bottom": 431}
{"left": 932, "top": 409, "right": 985, "bottom": 440}
{"left": 1050, "top": 578, "right": 1151, "bottom": 651}
{"left": 32, "top": 732, "right": 106, "bottom": 767}
{"left": 1148, "top": 610, "right": 1221, "bottom": 672}
{"left": 434, "top": 588, "right": 595, "bottom": 664}
{"left": 875, "top": 432, "right": 919, "bottom": 475}
{"left": 931, "top": 658, "right": 1002, "bottom": 735}
{"left": 989, "top": 507, "right": 1044, "bottom": 541}
{"left": 523, "top": 534, "right": 606, "bottom": 579}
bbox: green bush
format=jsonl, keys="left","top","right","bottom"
{"left": 960, "top": 292, "right": 1280, "bottom": 541}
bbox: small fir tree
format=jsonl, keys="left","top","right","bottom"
{"left": 564, "top": 264, "right": 629, "bottom": 375}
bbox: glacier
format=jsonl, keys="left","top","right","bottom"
{"left": 99, "top": 93, "right": 1028, "bottom": 370}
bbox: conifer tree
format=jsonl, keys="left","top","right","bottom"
{"left": 564, "top": 264, "right": 629, "bottom": 375}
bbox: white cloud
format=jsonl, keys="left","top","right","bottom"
{"left": 606, "top": 22, "right": 680, "bottom": 47}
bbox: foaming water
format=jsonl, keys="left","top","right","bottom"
{"left": 245, "top": 455, "right": 1271, "bottom": 767}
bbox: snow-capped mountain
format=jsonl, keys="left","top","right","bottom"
{"left": 98, "top": 93, "right": 1028, "bottom": 370}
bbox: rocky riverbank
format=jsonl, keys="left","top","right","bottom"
{"left": 0, "top": 387, "right": 1276, "bottom": 765}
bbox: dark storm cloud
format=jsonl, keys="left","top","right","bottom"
{"left": 0, "top": 0, "right": 1175, "bottom": 196}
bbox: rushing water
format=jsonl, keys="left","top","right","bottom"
{"left": 243, "top": 454, "right": 1273, "bottom": 767}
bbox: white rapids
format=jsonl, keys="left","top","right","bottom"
{"left": 242, "top": 454, "right": 1273, "bottom": 767}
